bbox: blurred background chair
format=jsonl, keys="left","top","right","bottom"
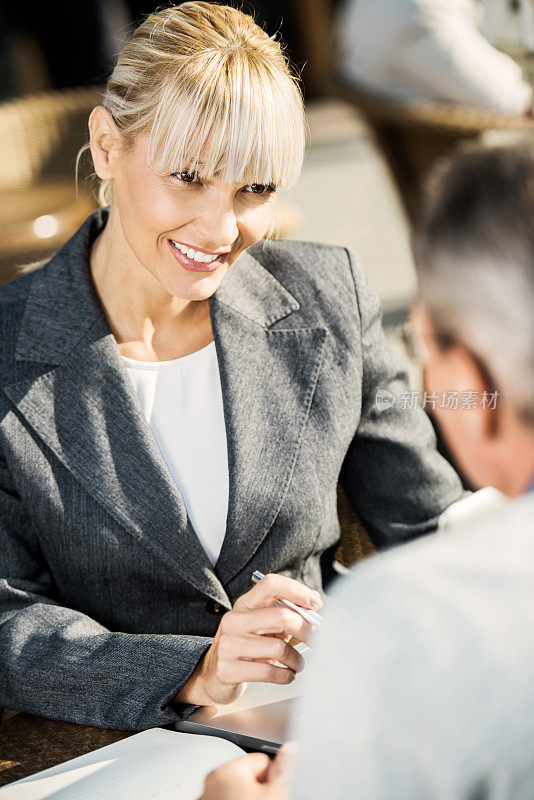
{"left": 336, "top": 484, "right": 376, "bottom": 568}
{"left": 293, "top": 0, "right": 335, "bottom": 96}
{"left": 0, "top": 86, "right": 101, "bottom": 285}
{"left": 336, "top": 78, "right": 534, "bottom": 226}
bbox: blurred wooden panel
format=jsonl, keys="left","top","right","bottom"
{"left": 0, "top": 181, "right": 96, "bottom": 285}
{"left": 0, "top": 86, "right": 101, "bottom": 191}
{"left": 0, "top": 87, "right": 101, "bottom": 283}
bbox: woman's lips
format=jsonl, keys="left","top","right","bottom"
{"left": 168, "top": 239, "right": 225, "bottom": 272}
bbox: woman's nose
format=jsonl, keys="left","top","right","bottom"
{"left": 201, "top": 198, "right": 239, "bottom": 248}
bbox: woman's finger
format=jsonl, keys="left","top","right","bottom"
{"left": 217, "top": 658, "right": 297, "bottom": 686}
{"left": 272, "top": 631, "right": 293, "bottom": 643}
{"left": 221, "top": 604, "right": 315, "bottom": 643}
{"left": 218, "top": 634, "right": 305, "bottom": 672}
{"left": 235, "top": 572, "right": 322, "bottom": 613}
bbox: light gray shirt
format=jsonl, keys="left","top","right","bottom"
{"left": 291, "top": 492, "right": 534, "bottom": 799}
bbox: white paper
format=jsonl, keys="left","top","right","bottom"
{"left": 0, "top": 728, "right": 243, "bottom": 799}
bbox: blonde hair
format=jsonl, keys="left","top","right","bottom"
{"left": 78, "top": 2, "right": 306, "bottom": 207}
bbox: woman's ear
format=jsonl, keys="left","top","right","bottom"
{"left": 88, "top": 105, "right": 124, "bottom": 181}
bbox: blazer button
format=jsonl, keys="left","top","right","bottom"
{"left": 207, "top": 600, "right": 225, "bottom": 615}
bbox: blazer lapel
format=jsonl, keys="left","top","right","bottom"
{"left": 210, "top": 252, "right": 328, "bottom": 585}
{"left": 6, "top": 209, "right": 328, "bottom": 596}
{"left": 4, "top": 210, "right": 228, "bottom": 604}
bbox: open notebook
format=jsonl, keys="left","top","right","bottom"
{"left": 0, "top": 728, "right": 243, "bottom": 799}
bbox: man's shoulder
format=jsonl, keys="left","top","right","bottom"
{"left": 328, "top": 495, "right": 534, "bottom": 686}
{"left": 334, "top": 493, "right": 534, "bottom": 618}
{"left": 294, "top": 494, "right": 534, "bottom": 800}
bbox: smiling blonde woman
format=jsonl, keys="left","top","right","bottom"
{"left": 0, "top": 2, "right": 463, "bottom": 730}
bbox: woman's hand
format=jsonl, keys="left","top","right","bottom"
{"left": 200, "top": 742, "right": 295, "bottom": 800}
{"left": 175, "top": 573, "right": 322, "bottom": 707}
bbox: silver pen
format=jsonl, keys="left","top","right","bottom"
{"left": 251, "top": 570, "right": 323, "bottom": 627}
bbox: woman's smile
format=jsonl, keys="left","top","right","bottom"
{"left": 168, "top": 238, "right": 228, "bottom": 272}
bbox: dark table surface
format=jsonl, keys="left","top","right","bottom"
{"left": 0, "top": 712, "right": 133, "bottom": 787}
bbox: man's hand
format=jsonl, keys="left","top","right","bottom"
{"left": 199, "top": 744, "right": 295, "bottom": 800}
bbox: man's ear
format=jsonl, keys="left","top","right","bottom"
{"left": 445, "top": 344, "right": 501, "bottom": 439}
{"left": 88, "top": 105, "right": 124, "bottom": 181}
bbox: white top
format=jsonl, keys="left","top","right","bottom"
{"left": 122, "top": 341, "right": 229, "bottom": 566}
{"left": 336, "top": 0, "right": 533, "bottom": 115}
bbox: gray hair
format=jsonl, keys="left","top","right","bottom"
{"left": 414, "top": 133, "right": 534, "bottom": 426}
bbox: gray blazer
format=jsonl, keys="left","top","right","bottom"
{"left": 0, "top": 208, "right": 462, "bottom": 730}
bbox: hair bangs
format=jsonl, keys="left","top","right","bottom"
{"left": 146, "top": 54, "right": 306, "bottom": 189}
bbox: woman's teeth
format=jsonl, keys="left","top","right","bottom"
{"left": 171, "top": 241, "right": 219, "bottom": 263}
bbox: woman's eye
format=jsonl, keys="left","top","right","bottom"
{"left": 245, "top": 183, "right": 276, "bottom": 195}
{"left": 173, "top": 170, "right": 199, "bottom": 184}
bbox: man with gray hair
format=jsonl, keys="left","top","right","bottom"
{"left": 201, "top": 135, "right": 534, "bottom": 798}
{"left": 413, "top": 134, "right": 534, "bottom": 494}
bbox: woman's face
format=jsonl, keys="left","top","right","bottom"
{"left": 109, "top": 132, "right": 277, "bottom": 301}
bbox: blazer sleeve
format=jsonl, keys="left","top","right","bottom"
{"left": 0, "top": 451, "right": 211, "bottom": 730}
{"left": 339, "top": 249, "right": 464, "bottom": 548}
